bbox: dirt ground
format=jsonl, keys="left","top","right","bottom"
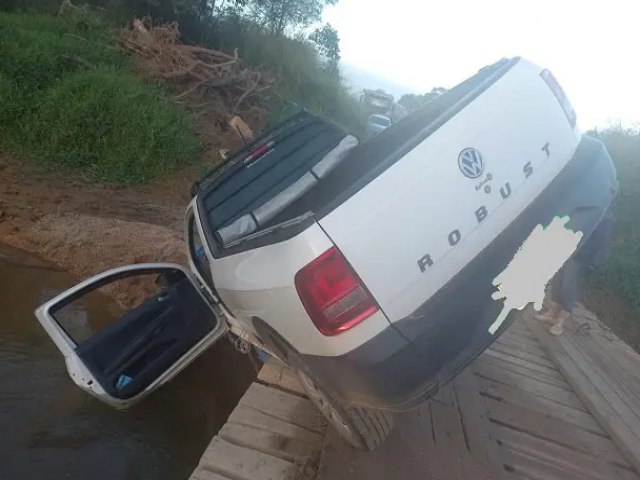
{"left": 0, "top": 155, "right": 199, "bottom": 305}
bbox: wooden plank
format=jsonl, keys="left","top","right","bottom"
{"left": 477, "top": 354, "right": 569, "bottom": 392}
{"left": 219, "top": 423, "right": 321, "bottom": 463}
{"left": 501, "top": 446, "right": 601, "bottom": 480}
{"left": 401, "top": 399, "right": 436, "bottom": 450}
{"left": 430, "top": 399, "right": 467, "bottom": 451}
{"left": 431, "top": 381, "right": 457, "bottom": 408}
{"left": 483, "top": 348, "right": 562, "bottom": 377}
{"left": 257, "top": 360, "right": 286, "bottom": 384}
{"left": 566, "top": 333, "right": 640, "bottom": 417}
{"left": 569, "top": 331, "right": 640, "bottom": 407}
{"left": 497, "top": 335, "right": 546, "bottom": 355}
{"left": 483, "top": 396, "right": 631, "bottom": 466}
{"left": 500, "top": 329, "right": 544, "bottom": 348}
{"left": 477, "top": 376, "right": 604, "bottom": 434}
{"left": 528, "top": 315, "right": 640, "bottom": 473}
{"left": 474, "top": 360, "right": 587, "bottom": 411}
{"left": 274, "top": 368, "right": 309, "bottom": 398}
{"left": 495, "top": 335, "right": 548, "bottom": 357}
{"left": 258, "top": 360, "right": 307, "bottom": 397}
{"left": 565, "top": 307, "right": 640, "bottom": 384}
{"left": 493, "top": 423, "right": 640, "bottom": 480}
{"left": 199, "top": 437, "right": 299, "bottom": 480}
{"left": 239, "top": 383, "right": 325, "bottom": 434}
{"left": 566, "top": 307, "right": 640, "bottom": 400}
{"left": 506, "top": 321, "right": 534, "bottom": 338}
{"left": 585, "top": 336, "right": 640, "bottom": 400}
{"left": 486, "top": 343, "right": 559, "bottom": 370}
{"left": 476, "top": 354, "right": 568, "bottom": 387}
{"left": 428, "top": 398, "right": 496, "bottom": 480}
{"left": 228, "top": 404, "right": 324, "bottom": 446}
{"left": 453, "top": 367, "right": 511, "bottom": 479}
{"left": 191, "top": 470, "right": 232, "bottom": 480}
{"left": 490, "top": 342, "right": 555, "bottom": 368}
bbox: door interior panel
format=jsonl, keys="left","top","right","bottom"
{"left": 75, "top": 277, "right": 217, "bottom": 399}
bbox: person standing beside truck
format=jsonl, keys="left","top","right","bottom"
{"left": 535, "top": 209, "right": 616, "bottom": 335}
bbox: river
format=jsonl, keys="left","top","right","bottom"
{"left": 0, "top": 243, "right": 255, "bottom": 480}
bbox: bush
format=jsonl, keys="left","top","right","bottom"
{"left": 587, "top": 127, "right": 640, "bottom": 311}
{"left": 23, "top": 67, "right": 200, "bottom": 183}
{"left": 0, "top": 12, "right": 201, "bottom": 183}
{"left": 0, "top": 11, "right": 123, "bottom": 92}
{"left": 212, "top": 16, "right": 365, "bottom": 136}
{"left": 0, "top": 73, "right": 21, "bottom": 134}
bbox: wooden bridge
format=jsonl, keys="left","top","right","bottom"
{"left": 188, "top": 304, "right": 640, "bottom": 480}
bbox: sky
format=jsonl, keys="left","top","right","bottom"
{"left": 324, "top": 0, "right": 640, "bottom": 128}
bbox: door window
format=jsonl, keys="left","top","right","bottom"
{"left": 36, "top": 264, "right": 227, "bottom": 407}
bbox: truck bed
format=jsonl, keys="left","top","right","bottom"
{"left": 197, "top": 58, "right": 516, "bottom": 254}
{"left": 275, "top": 58, "right": 517, "bottom": 222}
{"left": 195, "top": 112, "right": 353, "bottom": 249}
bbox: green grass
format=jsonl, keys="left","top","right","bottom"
{"left": 24, "top": 68, "right": 200, "bottom": 183}
{"left": 582, "top": 126, "right": 640, "bottom": 349}
{"left": 0, "top": 9, "right": 367, "bottom": 182}
{"left": 0, "top": 11, "right": 200, "bottom": 183}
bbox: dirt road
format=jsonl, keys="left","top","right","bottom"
{"left": 0, "top": 155, "right": 200, "bottom": 304}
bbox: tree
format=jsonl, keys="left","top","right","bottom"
{"left": 398, "top": 87, "right": 447, "bottom": 112}
{"left": 139, "top": 0, "right": 246, "bottom": 19}
{"left": 309, "top": 23, "right": 340, "bottom": 74}
{"left": 248, "top": 0, "right": 338, "bottom": 36}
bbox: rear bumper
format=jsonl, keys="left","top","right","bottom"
{"left": 301, "top": 135, "right": 618, "bottom": 410}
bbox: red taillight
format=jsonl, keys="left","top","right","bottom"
{"left": 540, "top": 69, "right": 577, "bottom": 128}
{"left": 295, "top": 247, "right": 379, "bottom": 336}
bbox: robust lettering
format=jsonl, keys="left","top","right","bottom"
{"left": 448, "top": 229, "right": 461, "bottom": 246}
{"left": 418, "top": 254, "right": 434, "bottom": 272}
{"left": 542, "top": 142, "right": 551, "bottom": 157}
{"left": 475, "top": 206, "right": 488, "bottom": 223}
{"left": 417, "top": 147, "right": 550, "bottom": 275}
{"left": 500, "top": 182, "right": 512, "bottom": 199}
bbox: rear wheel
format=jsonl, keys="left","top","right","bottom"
{"left": 296, "top": 369, "right": 394, "bottom": 451}
{"left": 251, "top": 319, "right": 394, "bottom": 450}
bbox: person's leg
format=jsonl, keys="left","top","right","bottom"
{"left": 549, "top": 260, "right": 584, "bottom": 335}
{"left": 535, "top": 272, "right": 562, "bottom": 324}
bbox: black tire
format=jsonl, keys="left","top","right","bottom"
{"left": 296, "top": 368, "right": 394, "bottom": 451}
{"left": 251, "top": 319, "right": 394, "bottom": 450}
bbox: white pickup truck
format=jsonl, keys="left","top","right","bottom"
{"left": 36, "top": 57, "right": 618, "bottom": 450}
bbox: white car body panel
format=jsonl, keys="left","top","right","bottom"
{"left": 209, "top": 222, "right": 391, "bottom": 356}
{"left": 318, "top": 59, "right": 581, "bottom": 323}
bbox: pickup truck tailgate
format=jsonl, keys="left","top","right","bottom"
{"left": 318, "top": 59, "right": 580, "bottom": 328}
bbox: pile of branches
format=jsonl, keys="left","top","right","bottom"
{"left": 118, "top": 18, "right": 270, "bottom": 120}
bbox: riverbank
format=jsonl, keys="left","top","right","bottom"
{"left": 0, "top": 242, "right": 257, "bottom": 480}
{"left": 0, "top": 154, "right": 260, "bottom": 479}
{"left": 0, "top": 154, "right": 197, "bottom": 304}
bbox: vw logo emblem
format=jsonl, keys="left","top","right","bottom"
{"left": 458, "top": 148, "right": 485, "bottom": 179}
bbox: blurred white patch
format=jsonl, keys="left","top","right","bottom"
{"left": 489, "top": 216, "right": 583, "bottom": 334}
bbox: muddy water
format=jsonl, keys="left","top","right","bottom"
{"left": 0, "top": 244, "right": 256, "bottom": 480}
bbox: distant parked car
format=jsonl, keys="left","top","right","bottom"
{"left": 367, "top": 114, "right": 392, "bottom": 136}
